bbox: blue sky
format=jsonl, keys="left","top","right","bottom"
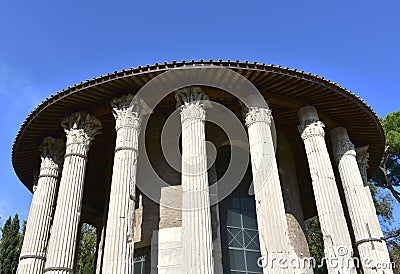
{"left": 0, "top": 0, "right": 399, "bottom": 226}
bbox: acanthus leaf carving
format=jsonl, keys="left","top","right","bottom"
{"left": 356, "top": 145, "right": 370, "bottom": 185}
{"left": 298, "top": 121, "right": 326, "bottom": 140}
{"left": 176, "top": 86, "right": 207, "bottom": 122}
{"left": 332, "top": 139, "right": 356, "bottom": 163}
{"left": 112, "top": 94, "right": 143, "bottom": 131}
{"left": 244, "top": 107, "right": 272, "bottom": 127}
{"left": 39, "top": 136, "right": 65, "bottom": 167}
{"left": 61, "top": 111, "right": 102, "bottom": 147}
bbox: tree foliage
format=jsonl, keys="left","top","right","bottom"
{"left": 304, "top": 216, "right": 326, "bottom": 273}
{"left": 387, "top": 236, "right": 400, "bottom": 272}
{"left": 76, "top": 223, "right": 97, "bottom": 274}
{"left": 0, "top": 216, "right": 95, "bottom": 274}
{"left": 369, "top": 183, "right": 394, "bottom": 224}
{"left": 368, "top": 110, "right": 400, "bottom": 270}
{"left": 0, "top": 214, "right": 24, "bottom": 274}
{"left": 373, "top": 110, "right": 400, "bottom": 203}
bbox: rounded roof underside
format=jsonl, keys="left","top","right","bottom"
{"left": 12, "top": 60, "right": 385, "bottom": 190}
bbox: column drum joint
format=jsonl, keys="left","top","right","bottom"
{"left": 115, "top": 146, "right": 138, "bottom": 153}
{"left": 44, "top": 267, "right": 74, "bottom": 273}
{"left": 356, "top": 237, "right": 385, "bottom": 246}
{"left": 19, "top": 254, "right": 46, "bottom": 261}
{"left": 38, "top": 174, "right": 59, "bottom": 180}
{"left": 64, "top": 152, "right": 88, "bottom": 161}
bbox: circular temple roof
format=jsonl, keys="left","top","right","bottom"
{"left": 12, "top": 60, "right": 385, "bottom": 193}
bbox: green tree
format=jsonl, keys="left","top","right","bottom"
{"left": 373, "top": 110, "right": 400, "bottom": 204}
{"left": 76, "top": 223, "right": 97, "bottom": 274}
{"left": 304, "top": 216, "right": 326, "bottom": 274}
{"left": 0, "top": 214, "right": 22, "bottom": 274}
{"left": 369, "top": 183, "right": 394, "bottom": 224}
{"left": 370, "top": 110, "right": 400, "bottom": 270}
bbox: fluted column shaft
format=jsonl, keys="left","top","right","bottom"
{"left": 331, "top": 127, "right": 392, "bottom": 274}
{"left": 44, "top": 112, "right": 102, "bottom": 274}
{"left": 17, "top": 137, "right": 64, "bottom": 274}
{"left": 245, "top": 107, "right": 297, "bottom": 274}
{"left": 101, "top": 94, "right": 142, "bottom": 273}
{"left": 176, "top": 87, "right": 214, "bottom": 274}
{"left": 298, "top": 106, "right": 356, "bottom": 273}
{"left": 355, "top": 146, "right": 383, "bottom": 238}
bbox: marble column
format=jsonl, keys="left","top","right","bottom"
{"left": 176, "top": 87, "right": 214, "bottom": 274}
{"left": 44, "top": 112, "right": 102, "bottom": 274}
{"left": 101, "top": 94, "right": 142, "bottom": 273}
{"left": 244, "top": 106, "right": 298, "bottom": 274}
{"left": 355, "top": 145, "right": 370, "bottom": 186}
{"left": 298, "top": 106, "right": 356, "bottom": 273}
{"left": 330, "top": 127, "right": 392, "bottom": 274}
{"left": 17, "top": 137, "right": 64, "bottom": 274}
{"left": 355, "top": 146, "right": 381, "bottom": 228}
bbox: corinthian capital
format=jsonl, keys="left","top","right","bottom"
{"left": 332, "top": 140, "right": 356, "bottom": 163}
{"left": 355, "top": 145, "right": 370, "bottom": 167}
{"left": 298, "top": 106, "right": 325, "bottom": 140}
{"left": 175, "top": 86, "right": 208, "bottom": 106}
{"left": 39, "top": 136, "right": 65, "bottom": 166}
{"left": 298, "top": 121, "right": 325, "bottom": 140}
{"left": 61, "top": 111, "right": 102, "bottom": 146}
{"left": 243, "top": 107, "right": 272, "bottom": 127}
{"left": 175, "top": 86, "right": 208, "bottom": 122}
{"left": 330, "top": 127, "right": 356, "bottom": 163}
{"left": 112, "top": 94, "right": 143, "bottom": 130}
{"left": 356, "top": 145, "right": 370, "bottom": 185}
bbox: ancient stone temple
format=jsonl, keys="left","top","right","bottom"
{"left": 13, "top": 60, "right": 392, "bottom": 274}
